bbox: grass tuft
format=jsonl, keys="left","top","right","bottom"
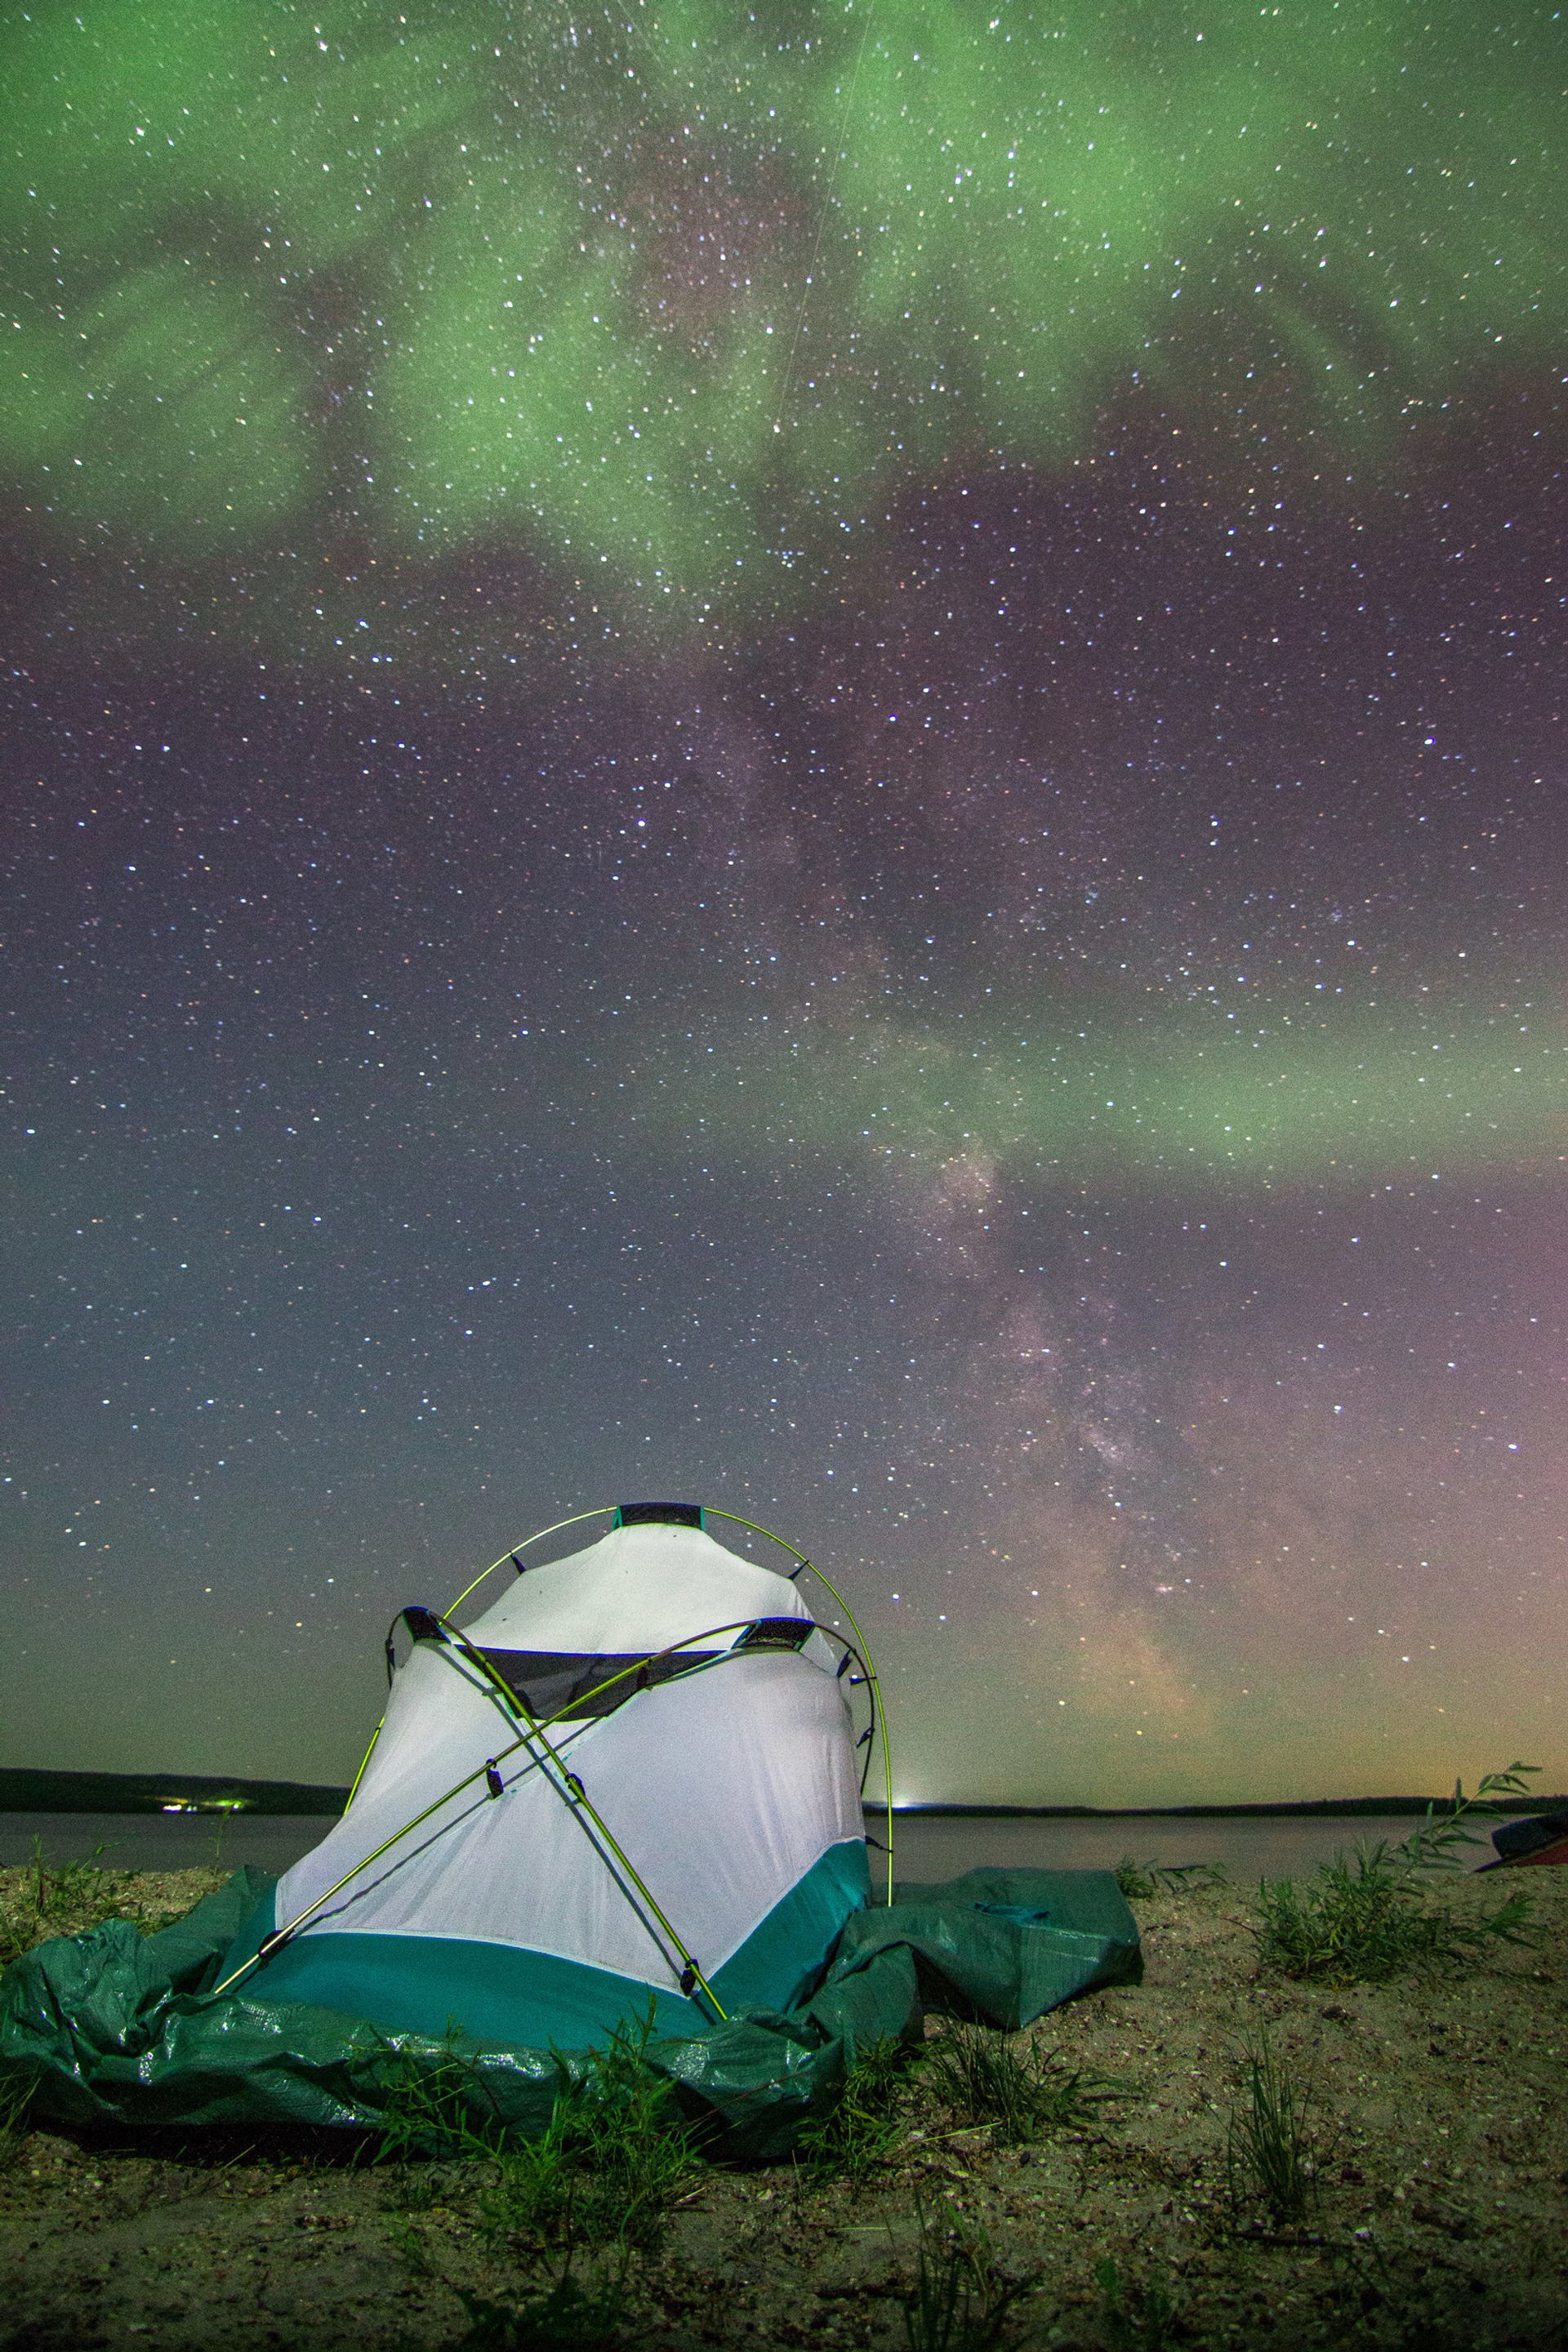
{"left": 1254, "top": 1858, "right": 1535, "bottom": 1986}
{"left": 385, "top": 2007, "right": 696, "bottom": 2345}
{"left": 1254, "top": 1761, "right": 1541, "bottom": 1985}
{"left": 1093, "top": 2256, "right": 1183, "bottom": 2352}
{"left": 798, "top": 2034, "right": 912, "bottom": 2183}
{"left": 1114, "top": 1858, "right": 1227, "bottom": 1903}
{"left": 924, "top": 2020, "right": 1124, "bottom": 2146}
{"left": 1225, "top": 2033, "right": 1320, "bottom": 2226}
{"left": 0, "top": 2070, "right": 36, "bottom": 2170}
{"left": 902, "top": 2203, "right": 1032, "bottom": 2352}
{"left": 482, "top": 2005, "right": 701, "bottom": 2258}
{"left": 371, "top": 2036, "right": 506, "bottom": 2168}
{"left": 370, "top": 2004, "right": 699, "bottom": 2256}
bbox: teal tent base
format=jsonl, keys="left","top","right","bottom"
{"left": 0, "top": 1864, "right": 1141, "bottom": 2163}
{"left": 213, "top": 1838, "right": 873, "bottom": 2050}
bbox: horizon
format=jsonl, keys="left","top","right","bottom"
{"left": 4, "top": 1764, "right": 1563, "bottom": 1825}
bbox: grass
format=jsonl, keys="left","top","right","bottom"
{"left": 446, "top": 2259, "right": 632, "bottom": 2350}
{"left": 923, "top": 2020, "right": 1124, "bottom": 2146}
{"left": 902, "top": 2204, "right": 1032, "bottom": 2352}
{"left": 0, "top": 1838, "right": 193, "bottom": 1969}
{"left": 368, "top": 2003, "right": 700, "bottom": 2252}
{"left": 797, "top": 2034, "right": 912, "bottom": 2183}
{"left": 0, "top": 2069, "right": 35, "bottom": 2170}
{"left": 1092, "top": 2257, "right": 1183, "bottom": 2352}
{"left": 1398, "top": 1762, "right": 1543, "bottom": 1873}
{"left": 480, "top": 2007, "right": 702, "bottom": 2259}
{"left": 1254, "top": 1762, "right": 1541, "bottom": 1984}
{"left": 1114, "top": 1858, "right": 1228, "bottom": 1903}
{"left": 1225, "top": 2033, "right": 1321, "bottom": 2227}
{"left": 1253, "top": 1855, "right": 1527, "bottom": 1984}
{"left": 380, "top": 2007, "right": 700, "bottom": 2346}
{"left": 371, "top": 2037, "right": 507, "bottom": 2168}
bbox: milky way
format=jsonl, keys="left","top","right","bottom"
{"left": 3, "top": 1, "right": 1563, "bottom": 1803}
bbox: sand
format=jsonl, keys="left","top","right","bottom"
{"left": 1, "top": 1860, "right": 1564, "bottom": 2349}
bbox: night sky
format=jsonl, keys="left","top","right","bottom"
{"left": 4, "top": 1, "right": 1564, "bottom": 1806}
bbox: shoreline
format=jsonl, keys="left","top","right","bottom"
{"left": 4, "top": 1765, "right": 1561, "bottom": 1820}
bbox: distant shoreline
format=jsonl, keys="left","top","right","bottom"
{"left": 881, "top": 1796, "right": 1566, "bottom": 1820}
{"left": 0, "top": 1769, "right": 348, "bottom": 1818}
{"left": 4, "top": 1767, "right": 1560, "bottom": 1820}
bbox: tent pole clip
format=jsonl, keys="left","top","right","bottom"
{"left": 564, "top": 1772, "right": 586, "bottom": 1800}
{"left": 679, "top": 1965, "right": 697, "bottom": 1997}
{"left": 485, "top": 1760, "right": 504, "bottom": 1798}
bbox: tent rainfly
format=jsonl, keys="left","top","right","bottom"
{"left": 215, "top": 1503, "right": 889, "bottom": 2049}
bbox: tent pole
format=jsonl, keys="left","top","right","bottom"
{"left": 448, "top": 1504, "right": 893, "bottom": 1900}
{"left": 343, "top": 1714, "right": 385, "bottom": 1811}
{"left": 433, "top": 1614, "right": 730, "bottom": 2022}
{"left": 702, "top": 1508, "right": 898, "bottom": 1907}
{"left": 209, "top": 1731, "right": 536, "bottom": 1997}
{"left": 446, "top": 1505, "right": 616, "bottom": 1615}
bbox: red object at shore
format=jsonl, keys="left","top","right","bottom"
{"left": 1514, "top": 1832, "right": 1568, "bottom": 1868}
{"left": 1490, "top": 1810, "right": 1568, "bottom": 1868}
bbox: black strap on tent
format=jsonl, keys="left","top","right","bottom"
{"left": 385, "top": 1604, "right": 448, "bottom": 1687}
{"left": 736, "top": 1616, "right": 814, "bottom": 1650}
{"left": 359, "top": 1607, "right": 444, "bottom": 1791}
{"left": 612, "top": 1500, "right": 704, "bottom": 1530}
{"left": 474, "top": 1616, "right": 815, "bottom": 1722}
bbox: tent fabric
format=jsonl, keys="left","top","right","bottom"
{"left": 243, "top": 1518, "right": 866, "bottom": 2039}
{"left": 0, "top": 1863, "right": 1143, "bottom": 2162}
{"left": 215, "top": 1839, "right": 871, "bottom": 2049}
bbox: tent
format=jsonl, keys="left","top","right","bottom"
{"left": 0, "top": 1503, "right": 1143, "bottom": 2153}
{"left": 213, "top": 1502, "right": 885, "bottom": 2048}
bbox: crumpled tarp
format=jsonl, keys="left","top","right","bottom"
{"left": 0, "top": 1864, "right": 1140, "bottom": 2162}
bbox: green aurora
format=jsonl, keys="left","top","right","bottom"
{"left": 621, "top": 988, "right": 1566, "bottom": 1193}
{"left": 4, "top": 0, "right": 1561, "bottom": 632}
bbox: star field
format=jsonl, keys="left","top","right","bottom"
{"left": 2, "top": 1, "right": 1564, "bottom": 1803}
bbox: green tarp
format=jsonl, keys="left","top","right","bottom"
{"left": 0, "top": 1865, "right": 1140, "bottom": 2163}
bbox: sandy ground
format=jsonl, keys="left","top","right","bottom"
{"left": 0, "top": 1860, "right": 1564, "bottom": 2350}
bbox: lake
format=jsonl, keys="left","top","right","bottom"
{"left": 0, "top": 1807, "right": 1496, "bottom": 1880}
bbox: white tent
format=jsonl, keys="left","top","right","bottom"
{"left": 217, "top": 1505, "right": 876, "bottom": 2047}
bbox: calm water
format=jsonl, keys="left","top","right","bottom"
{"left": 0, "top": 1811, "right": 339, "bottom": 1874}
{"left": 0, "top": 1808, "right": 1494, "bottom": 1879}
{"left": 877, "top": 1811, "right": 1494, "bottom": 1882}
